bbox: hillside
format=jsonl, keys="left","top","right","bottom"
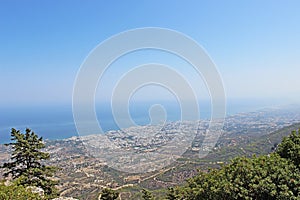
{"left": 1, "top": 111, "right": 300, "bottom": 199}
{"left": 53, "top": 122, "right": 300, "bottom": 199}
{"left": 199, "top": 122, "right": 300, "bottom": 162}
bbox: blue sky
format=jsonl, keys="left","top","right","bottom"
{"left": 1, "top": 0, "right": 300, "bottom": 107}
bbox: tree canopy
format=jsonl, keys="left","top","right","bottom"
{"left": 167, "top": 129, "right": 300, "bottom": 200}
{"left": 100, "top": 188, "right": 119, "bottom": 200}
{"left": 276, "top": 129, "right": 300, "bottom": 168}
{"left": 1, "top": 128, "right": 58, "bottom": 199}
{"left": 0, "top": 181, "right": 42, "bottom": 200}
{"left": 142, "top": 189, "right": 154, "bottom": 200}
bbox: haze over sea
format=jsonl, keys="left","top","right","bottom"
{"left": 1, "top": 1, "right": 300, "bottom": 146}
{"left": 0, "top": 99, "right": 284, "bottom": 143}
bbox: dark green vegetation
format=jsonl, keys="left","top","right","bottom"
{"left": 166, "top": 129, "right": 300, "bottom": 199}
{"left": 0, "top": 181, "right": 42, "bottom": 200}
{"left": 1, "top": 128, "right": 58, "bottom": 199}
{"left": 142, "top": 189, "right": 154, "bottom": 200}
{"left": 277, "top": 129, "right": 300, "bottom": 168}
{"left": 100, "top": 188, "right": 119, "bottom": 200}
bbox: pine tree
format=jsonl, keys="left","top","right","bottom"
{"left": 277, "top": 129, "right": 300, "bottom": 168}
{"left": 1, "top": 128, "right": 58, "bottom": 198}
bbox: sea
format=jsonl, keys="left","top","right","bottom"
{"left": 0, "top": 99, "right": 285, "bottom": 144}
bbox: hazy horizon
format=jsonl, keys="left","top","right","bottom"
{"left": 0, "top": 98, "right": 296, "bottom": 141}
{"left": 1, "top": 1, "right": 300, "bottom": 143}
